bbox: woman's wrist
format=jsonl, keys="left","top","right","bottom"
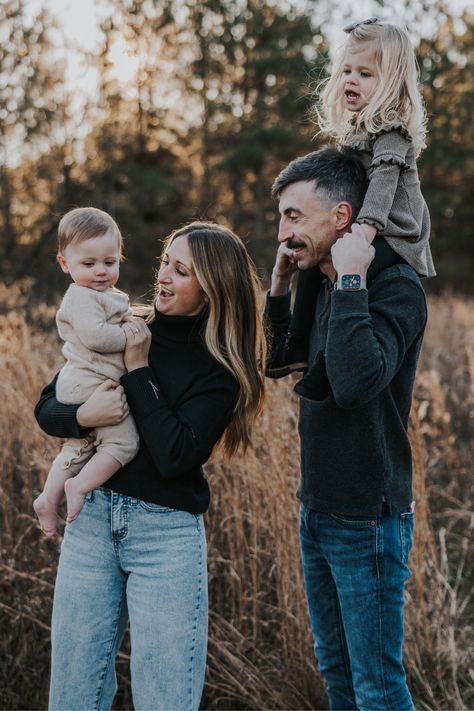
{"left": 76, "top": 402, "right": 91, "bottom": 428}
{"left": 125, "top": 361, "right": 149, "bottom": 374}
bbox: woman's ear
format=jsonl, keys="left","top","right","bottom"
{"left": 57, "top": 254, "right": 69, "bottom": 274}
{"left": 333, "top": 201, "right": 353, "bottom": 231}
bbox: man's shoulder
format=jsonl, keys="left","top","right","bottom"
{"left": 370, "top": 263, "right": 423, "bottom": 290}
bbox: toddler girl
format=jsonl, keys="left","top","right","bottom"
{"left": 33, "top": 207, "right": 139, "bottom": 536}
{"left": 277, "top": 18, "right": 435, "bottom": 391}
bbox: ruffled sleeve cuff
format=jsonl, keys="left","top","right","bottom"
{"left": 369, "top": 124, "right": 411, "bottom": 172}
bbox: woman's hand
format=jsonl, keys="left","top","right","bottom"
{"left": 76, "top": 380, "right": 129, "bottom": 428}
{"left": 122, "top": 316, "right": 152, "bottom": 372}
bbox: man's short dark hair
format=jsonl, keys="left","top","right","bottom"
{"left": 272, "top": 146, "right": 368, "bottom": 217}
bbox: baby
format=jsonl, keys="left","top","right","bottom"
{"left": 33, "top": 207, "right": 139, "bottom": 536}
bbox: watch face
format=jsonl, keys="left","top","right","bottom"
{"left": 341, "top": 274, "right": 362, "bottom": 290}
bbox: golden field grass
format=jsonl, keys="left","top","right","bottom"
{"left": 0, "top": 280, "right": 473, "bottom": 710}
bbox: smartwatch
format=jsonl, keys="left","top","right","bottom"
{"left": 335, "top": 274, "right": 367, "bottom": 291}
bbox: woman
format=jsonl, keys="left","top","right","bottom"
{"left": 35, "top": 221, "right": 266, "bottom": 711}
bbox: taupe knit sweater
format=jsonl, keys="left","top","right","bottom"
{"left": 346, "top": 124, "right": 435, "bottom": 278}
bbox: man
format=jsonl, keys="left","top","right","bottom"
{"left": 265, "top": 147, "right": 427, "bottom": 710}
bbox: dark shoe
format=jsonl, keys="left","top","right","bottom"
{"left": 266, "top": 360, "right": 308, "bottom": 379}
{"left": 294, "top": 352, "right": 330, "bottom": 401}
{"left": 266, "top": 332, "right": 308, "bottom": 379}
{"left": 294, "top": 374, "right": 317, "bottom": 398}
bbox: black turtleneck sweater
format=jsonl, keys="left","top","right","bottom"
{"left": 34, "top": 310, "right": 239, "bottom": 513}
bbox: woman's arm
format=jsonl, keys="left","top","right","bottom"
{"left": 121, "top": 366, "right": 238, "bottom": 478}
{"left": 34, "top": 376, "right": 129, "bottom": 438}
{"left": 120, "top": 317, "right": 238, "bottom": 477}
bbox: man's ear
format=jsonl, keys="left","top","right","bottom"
{"left": 333, "top": 201, "right": 353, "bottom": 231}
{"left": 57, "top": 254, "right": 69, "bottom": 274}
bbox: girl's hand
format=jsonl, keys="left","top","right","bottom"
{"left": 76, "top": 380, "right": 129, "bottom": 428}
{"left": 122, "top": 316, "right": 152, "bottom": 372}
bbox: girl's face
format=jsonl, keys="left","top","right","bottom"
{"left": 156, "top": 235, "right": 207, "bottom": 316}
{"left": 340, "top": 43, "right": 378, "bottom": 112}
{"left": 57, "top": 231, "right": 121, "bottom": 292}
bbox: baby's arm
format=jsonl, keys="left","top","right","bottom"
{"left": 356, "top": 127, "right": 411, "bottom": 239}
{"left": 65, "top": 287, "right": 127, "bottom": 353}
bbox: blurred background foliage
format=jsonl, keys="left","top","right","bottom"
{"left": 0, "top": 0, "right": 472, "bottom": 299}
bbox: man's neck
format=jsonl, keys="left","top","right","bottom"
{"left": 320, "top": 263, "right": 336, "bottom": 283}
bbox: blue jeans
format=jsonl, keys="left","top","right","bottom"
{"left": 49, "top": 488, "right": 208, "bottom": 711}
{"left": 300, "top": 504, "right": 415, "bottom": 711}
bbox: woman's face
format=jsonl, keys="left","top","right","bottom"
{"left": 156, "top": 235, "right": 207, "bottom": 316}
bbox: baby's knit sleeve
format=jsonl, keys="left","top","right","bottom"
{"left": 356, "top": 126, "right": 411, "bottom": 232}
{"left": 66, "top": 287, "right": 127, "bottom": 353}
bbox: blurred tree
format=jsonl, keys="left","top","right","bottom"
{"left": 185, "top": 0, "right": 328, "bottom": 266}
{"left": 418, "top": 10, "right": 474, "bottom": 291}
{"left": 3, "top": 0, "right": 473, "bottom": 295}
{"left": 0, "top": 0, "right": 67, "bottom": 270}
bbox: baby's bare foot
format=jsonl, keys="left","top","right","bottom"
{"left": 64, "top": 478, "right": 86, "bottom": 524}
{"left": 33, "top": 493, "right": 58, "bottom": 537}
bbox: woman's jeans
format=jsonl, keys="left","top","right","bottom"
{"left": 49, "top": 488, "right": 208, "bottom": 711}
{"left": 300, "top": 504, "right": 415, "bottom": 711}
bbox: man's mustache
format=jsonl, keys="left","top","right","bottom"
{"left": 286, "top": 239, "right": 305, "bottom": 250}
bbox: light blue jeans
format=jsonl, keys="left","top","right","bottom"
{"left": 49, "top": 488, "right": 208, "bottom": 711}
{"left": 300, "top": 504, "right": 415, "bottom": 711}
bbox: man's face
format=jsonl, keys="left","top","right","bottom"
{"left": 277, "top": 180, "right": 338, "bottom": 275}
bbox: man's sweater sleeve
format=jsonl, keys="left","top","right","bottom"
{"left": 325, "top": 274, "right": 427, "bottom": 408}
{"left": 121, "top": 366, "right": 238, "bottom": 478}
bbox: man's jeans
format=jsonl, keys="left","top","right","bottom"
{"left": 49, "top": 488, "right": 208, "bottom": 711}
{"left": 300, "top": 504, "right": 415, "bottom": 711}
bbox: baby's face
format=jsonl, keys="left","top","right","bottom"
{"left": 57, "top": 230, "right": 121, "bottom": 291}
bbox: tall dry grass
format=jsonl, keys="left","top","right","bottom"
{"left": 0, "top": 281, "right": 472, "bottom": 710}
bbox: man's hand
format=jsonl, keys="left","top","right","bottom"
{"left": 270, "top": 243, "right": 299, "bottom": 297}
{"left": 76, "top": 380, "right": 129, "bottom": 428}
{"left": 331, "top": 223, "right": 375, "bottom": 279}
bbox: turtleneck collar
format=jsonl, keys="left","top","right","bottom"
{"left": 152, "top": 307, "right": 207, "bottom": 344}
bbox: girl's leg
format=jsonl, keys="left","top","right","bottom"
{"left": 120, "top": 500, "right": 208, "bottom": 711}
{"left": 34, "top": 461, "right": 74, "bottom": 537}
{"left": 266, "top": 267, "right": 321, "bottom": 378}
{"left": 64, "top": 451, "right": 121, "bottom": 523}
{"left": 49, "top": 488, "right": 128, "bottom": 711}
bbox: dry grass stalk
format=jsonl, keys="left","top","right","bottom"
{"left": 0, "top": 283, "right": 472, "bottom": 710}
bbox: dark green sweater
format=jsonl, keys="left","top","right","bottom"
{"left": 34, "top": 310, "right": 239, "bottom": 513}
{"left": 265, "top": 253, "right": 427, "bottom": 516}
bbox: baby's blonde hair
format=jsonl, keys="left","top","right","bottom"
{"left": 317, "top": 20, "right": 427, "bottom": 156}
{"left": 57, "top": 207, "right": 123, "bottom": 257}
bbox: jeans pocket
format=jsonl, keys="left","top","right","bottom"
{"left": 400, "top": 511, "right": 415, "bottom": 564}
{"left": 139, "top": 500, "right": 178, "bottom": 513}
{"left": 328, "top": 513, "right": 376, "bottom": 528}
